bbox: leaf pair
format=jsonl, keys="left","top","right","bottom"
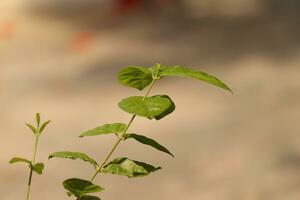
{"left": 49, "top": 150, "right": 161, "bottom": 178}
{"left": 9, "top": 157, "right": 44, "bottom": 175}
{"left": 26, "top": 113, "right": 51, "bottom": 135}
{"left": 79, "top": 123, "right": 173, "bottom": 157}
{"left": 118, "top": 65, "right": 232, "bottom": 92}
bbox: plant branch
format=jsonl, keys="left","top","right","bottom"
{"left": 26, "top": 134, "right": 40, "bottom": 200}
{"left": 90, "top": 79, "right": 156, "bottom": 182}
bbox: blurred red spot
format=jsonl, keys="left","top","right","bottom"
{"left": 112, "top": 0, "right": 142, "bottom": 14}
{"left": 69, "top": 31, "right": 95, "bottom": 53}
{"left": 0, "top": 20, "right": 16, "bottom": 40}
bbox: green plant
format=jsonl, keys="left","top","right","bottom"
{"left": 9, "top": 113, "right": 51, "bottom": 200}
{"left": 49, "top": 64, "right": 232, "bottom": 200}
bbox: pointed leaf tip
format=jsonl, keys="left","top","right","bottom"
{"left": 40, "top": 120, "right": 51, "bottom": 133}
{"left": 152, "top": 65, "right": 232, "bottom": 92}
{"left": 26, "top": 123, "right": 37, "bottom": 134}
{"left": 124, "top": 133, "right": 174, "bottom": 157}
{"left": 35, "top": 113, "right": 41, "bottom": 127}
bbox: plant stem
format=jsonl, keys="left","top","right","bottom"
{"left": 26, "top": 134, "right": 40, "bottom": 200}
{"left": 90, "top": 79, "right": 156, "bottom": 182}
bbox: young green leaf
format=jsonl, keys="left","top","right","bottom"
{"left": 152, "top": 65, "right": 232, "bottom": 92}
{"left": 102, "top": 157, "right": 161, "bottom": 178}
{"left": 79, "top": 195, "right": 101, "bottom": 200}
{"left": 35, "top": 113, "right": 41, "bottom": 127}
{"left": 39, "top": 120, "right": 51, "bottom": 133}
{"left": 26, "top": 123, "right": 37, "bottom": 134}
{"left": 49, "top": 151, "right": 98, "bottom": 168}
{"left": 119, "top": 96, "right": 172, "bottom": 118}
{"left": 9, "top": 157, "right": 31, "bottom": 165}
{"left": 63, "top": 178, "right": 104, "bottom": 198}
{"left": 118, "top": 66, "right": 153, "bottom": 90}
{"left": 152, "top": 95, "right": 175, "bottom": 120}
{"left": 32, "top": 162, "right": 44, "bottom": 175}
{"left": 124, "top": 133, "right": 174, "bottom": 157}
{"left": 80, "top": 123, "right": 126, "bottom": 137}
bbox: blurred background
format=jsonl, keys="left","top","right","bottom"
{"left": 1, "top": 0, "right": 300, "bottom": 199}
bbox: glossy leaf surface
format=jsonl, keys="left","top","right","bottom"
{"left": 124, "top": 133, "right": 174, "bottom": 157}
{"left": 153, "top": 65, "right": 232, "bottom": 92}
{"left": 49, "top": 151, "right": 98, "bottom": 168}
{"left": 63, "top": 178, "right": 103, "bottom": 198}
{"left": 118, "top": 66, "right": 153, "bottom": 90}
{"left": 102, "top": 157, "right": 161, "bottom": 178}
{"left": 119, "top": 96, "right": 172, "bottom": 118}
{"left": 80, "top": 123, "right": 126, "bottom": 137}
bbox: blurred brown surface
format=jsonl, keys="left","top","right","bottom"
{"left": 1, "top": 0, "right": 300, "bottom": 200}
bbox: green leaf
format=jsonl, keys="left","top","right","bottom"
{"left": 153, "top": 65, "right": 232, "bottom": 92}
{"left": 26, "top": 123, "right": 37, "bottom": 134}
{"left": 124, "top": 134, "right": 174, "bottom": 157}
{"left": 102, "top": 157, "right": 161, "bottom": 178}
{"left": 39, "top": 120, "right": 51, "bottom": 133}
{"left": 153, "top": 95, "right": 175, "bottom": 120}
{"left": 49, "top": 151, "right": 98, "bottom": 168}
{"left": 32, "top": 162, "right": 44, "bottom": 174}
{"left": 35, "top": 113, "right": 41, "bottom": 127}
{"left": 9, "top": 157, "right": 31, "bottom": 165}
{"left": 119, "top": 96, "right": 172, "bottom": 118}
{"left": 63, "top": 178, "right": 104, "bottom": 198}
{"left": 79, "top": 195, "right": 101, "bottom": 200}
{"left": 80, "top": 123, "right": 126, "bottom": 138}
{"left": 118, "top": 66, "right": 153, "bottom": 90}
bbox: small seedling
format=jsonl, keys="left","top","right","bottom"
{"left": 49, "top": 64, "right": 232, "bottom": 200}
{"left": 9, "top": 113, "right": 51, "bottom": 200}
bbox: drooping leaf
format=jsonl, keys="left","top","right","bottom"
{"left": 80, "top": 123, "right": 126, "bottom": 138}
{"left": 35, "top": 113, "right": 41, "bottom": 127}
{"left": 26, "top": 123, "right": 37, "bottom": 134}
{"left": 124, "top": 134, "right": 174, "bottom": 157}
{"left": 152, "top": 95, "right": 175, "bottom": 120}
{"left": 102, "top": 157, "right": 161, "bottom": 178}
{"left": 119, "top": 96, "right": 172, "bottom": 119}
{"left": 118, "top": 66, "right": 153, "bottom": 90}
{"left": 49, "top": 151, "right": 98, "bottom": 168}
{"left": 39, "top": 120, "right": 51, "bottom": 133}
{"left": 32, "top": 162, "right": 44, "bottom": 175}
{"left": 9, "top": 157, "right": 31, "bottom": 165}
{"left": 79, "top": 195, "right": 101, "bottom": 200}
{"left": 152, "top": 65, "right": 232, "bottom": 92}
{"left": 63, "top": 178, "right": 104, "bottom": 198}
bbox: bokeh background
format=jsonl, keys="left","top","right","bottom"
{"left": 1, "top": 0, "right": 300, "bottom": 199}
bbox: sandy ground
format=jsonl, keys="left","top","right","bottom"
{"left": 1, "top": 1, "right": 300, "bottom": 200}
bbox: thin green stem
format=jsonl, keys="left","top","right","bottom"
{"left": 89, "top": 79, "right": 157, "bottom": 183}
{"left": 26, "top": 134, "right": 40, "bottom": 200}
